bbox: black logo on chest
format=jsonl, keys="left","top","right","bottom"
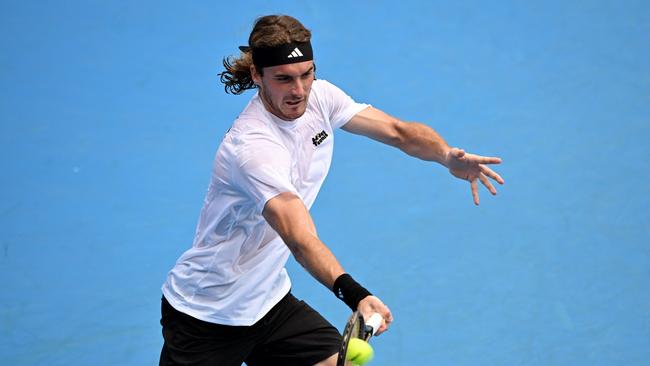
{"left": 311, "top": 130, "right": 329, "bottom": 147}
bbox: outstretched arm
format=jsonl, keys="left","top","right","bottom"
{"left": 343, "top": 106, "right": 504, "bottom": 205}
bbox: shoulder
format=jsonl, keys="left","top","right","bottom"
{"left": 310, "top": 79, "right": 358, "bottom": 106}
{"left": 231, "top": 95, "right": 271, "bottom": 133}
{"left": 311, "top": 78, "right": 343, "bottom": 95}
{"left": 227, "top": 97, "right": 283, "bottom": 146}
{"left": 217, "top": 96, "right": 290, "bottom": 172}
{"left": 226, "top": 126, "right": 289, "bottom": 172}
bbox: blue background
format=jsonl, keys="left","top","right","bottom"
{"left": 1, "top": 1, "right": 649, "bottom": 365}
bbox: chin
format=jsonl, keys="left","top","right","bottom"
{"left": 282, "top": 108, "right": 307, "bottom": 120}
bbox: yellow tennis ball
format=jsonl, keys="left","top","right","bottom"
{"left": 345, "top": 338, "right": 374, "bottom": 365}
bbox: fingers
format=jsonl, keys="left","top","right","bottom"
{"left": 466, "top": 154, "right": 502, "bottom": 165}
{"left": 373, "top": 304, "right": 392, "bottom": 335}
{"left": 479, "top": 173, "right": 497, "bottom": 195}
{"left": 375, "top": 310, "right": 392, "bottom": 335}
{"left": 470, "top": 178, "right": 479, "bottom": 205}
{"left": 453, "top": 147, "right": 501, "bottom": 165}
{"left": 480, "top": 165, "right": 505, "bottom": 184}
{"left": 471, "top": 170, "right": 503, "bottom": 205}
{"left": 358, "top": 296, "right": 393, "bottom": 335}
{"left": 450, "top": 148, "right": 504, "bottom": 205}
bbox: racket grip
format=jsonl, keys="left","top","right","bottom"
{"left": 366, "top": 313, "right": 383, "bottom": 336}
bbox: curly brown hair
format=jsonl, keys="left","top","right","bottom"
{"left": 219, "top": 15, "right": 312, "bottom": 95}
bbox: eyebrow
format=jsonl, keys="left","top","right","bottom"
{"left": 273, "top": 66, "right": 314, "bottom": 78}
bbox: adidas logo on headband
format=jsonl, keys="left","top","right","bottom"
{"left": 287, "top": 47, "right": 304, "bottom": 58}
{"left": 248, "top": 42, "right": 313, "bottom": 68}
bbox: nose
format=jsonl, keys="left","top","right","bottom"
{"left": 291, "top": 79, "right": 305, "bottom": 95}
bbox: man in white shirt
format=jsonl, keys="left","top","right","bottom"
{"left": 160, "top": 14, "right": 504, "bottom": 366}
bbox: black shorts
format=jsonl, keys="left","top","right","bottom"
{"left": 159, "top": 292, "right": 342, "bottom": 366}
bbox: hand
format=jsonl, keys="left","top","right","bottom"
{"left": 357, "top": 295, "right": 393, "bottom": 335}
{"left": 444, "top": 147, "right": 505, "bottom": 205}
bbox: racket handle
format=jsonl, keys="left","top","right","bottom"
{"left": 366, "top": 313, "right": 383, "bottom": 336}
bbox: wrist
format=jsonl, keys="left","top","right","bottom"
{"left": 332, "top": 273, "right": 372, "bottom": 311}
{"left": 440, "top": 146, "right": 452, "bottom": 167}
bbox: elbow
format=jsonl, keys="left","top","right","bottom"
{"left": 282, "top": 233, "right": 310, "bottom": 263}
{"left": 285, "top": 240, "right": 311, "bottom": 270}
{"left": 284, "top": 237, "right": 302, "bottom": 256}
{"left": 387, "top": 119, "right": 408, "bottom": 148}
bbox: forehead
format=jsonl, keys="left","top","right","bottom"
{"left": 265, "top": 60, "right": 314, "bottom": 76}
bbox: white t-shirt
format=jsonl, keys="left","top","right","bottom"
{"left": 162, "top": 79, "right": 369, "bottom": 326}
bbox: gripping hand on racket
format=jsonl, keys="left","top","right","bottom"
{"left": 444, "top": 147, "right": 505, "bottom": 205}
{"left": 357, "top": 295, "right": 392, "bottom": 335}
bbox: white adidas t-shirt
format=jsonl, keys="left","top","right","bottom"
{"left": 162, "top": 79, "right": 369, "bottom": 326}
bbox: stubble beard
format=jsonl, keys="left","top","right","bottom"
{"left": 259, "top": 85, "right": 308, "bottom": 121}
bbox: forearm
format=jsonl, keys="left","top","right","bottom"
{"left": 285, "top": 233, "right": 344, "bottom": 290}
{"left": 263, "top": 193, "right": 378, "bottom": 310}
{"left": 394, "top": 121, "right": 451, "bottom": 165}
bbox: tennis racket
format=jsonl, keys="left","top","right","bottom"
{"left": 336, "top": 311, "right": 383, "bottom": 366}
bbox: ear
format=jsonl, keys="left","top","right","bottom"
{"left": 250, "top": 64, "right": 262, "bottom": 86}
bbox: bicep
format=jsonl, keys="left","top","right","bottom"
{"left": 263, "top": 192, "right": 317, "bottom": 247}
{"left": 342, "top": 106, "right": 405, "bottom": 147}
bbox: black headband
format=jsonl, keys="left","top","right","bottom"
{"left": 239, "top": 41, "right": 313, "bottom": 69}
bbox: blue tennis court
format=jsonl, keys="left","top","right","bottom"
{"left": 2, "top": 1, "right": 649, "bottom": 365}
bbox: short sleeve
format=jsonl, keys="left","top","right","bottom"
{"left": 315, "top": 79, "right": 370, "bottom": 129}
{"left": 232, "top": 132, "right": 298, "bottom": 213}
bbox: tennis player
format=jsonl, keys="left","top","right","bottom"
{"left": 159, "top": 14, "right": 504, "bottom": 366}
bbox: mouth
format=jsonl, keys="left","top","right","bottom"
{"left": 285, "top": 99, "right": 303, "bottom": 107}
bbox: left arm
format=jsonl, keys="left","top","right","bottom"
{"left": 343, "top": 106, "right": 505, "bottom": 205}
{"left": 342, "top": 106, "right": 450, "bottom": 164}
